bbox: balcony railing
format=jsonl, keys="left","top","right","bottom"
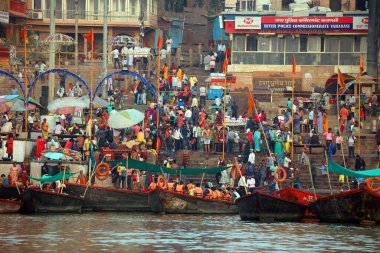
{"left": 232, "top": 52, "right": 366, "bottom": 66}
{"left": 10, "top": 0, "right": 27, "bottom": 14}
{"left": 32, "top": 9, "right": 156, "bottom": 24}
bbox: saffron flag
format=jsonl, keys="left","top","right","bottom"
{"left": 84, "top": 29, "right": 94, "bottom": 43}
{"left": 157, "top": 32, "right": 163, "bottom": 50}
{"left": 337, "top": 68, "right": 347, "bottom": 89}
{"left": 292, "top": 54, "right": 296, "bottom": 75}
{"left": 359, "top": 54, "right": 364, "bottom": 75}
{"left": 247, "top": 89, "right": 255, "bottom": 116}
{"left": 223, "top": 52, "right": 229, "bottom": 74}
{"left": 22, "top": 28, "right": 28, "bottom": 44}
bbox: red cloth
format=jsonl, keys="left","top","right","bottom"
{"left": 6, "top": 137, "right": 13, "bottom": 155}
{"left": 36, "top": 138, "right": 45, "bottom": 159}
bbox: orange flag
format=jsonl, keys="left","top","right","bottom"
{"left": 247, "top": 89, "right": 255, "bottom": 116}
{"left": 84, "top": 29, "right": 94, "bottom": 43}
{"left": 292, "top": 54, "right": 296, "bottom": 75}
{"left": 22, "top": 28, "right": 28, "bottom": 44}
{"left": 223, "top": 52, "right": 229, "bottom": 74}
{"left": 337, "top": 68, "right": 347, "bottom": 89}
{"left": 157, "top": 32, "right": 163, "bottom": 50}
{"left": 359, "top": 54, "right": 364, "bottom": 75}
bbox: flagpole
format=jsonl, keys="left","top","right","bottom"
{"left": 23, "top": 27, "right": 28, "bottom": 156}
{"left": 222, "top": 52, "right": 228, "bottom": 160}
{"left": 156, "top": 47, "right": 161, "bottom": 153}
{"left": 291, "top": 55, "right": 295, "bottom": 160}
{"left": 90, "top": 28, "right": 94, "bottom": 133}
{"left": 358, "top": 54, "right": 362, "bottom": 156}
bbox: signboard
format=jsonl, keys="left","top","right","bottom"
{"left": 133, "top": 47, "right": 151, "bottom": 58}
{"left": 252, "top": 72, "right": 302, "bottom": 92}
{"left": 235, "top": 16, "right": 368, "bottom": 31}
{"left": 0, "top": 0, "right": 9, "bottom": 24}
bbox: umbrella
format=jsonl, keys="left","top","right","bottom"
{"left": 43, "top": 149, "right": 82, "bottom": 161}
{"left": 108, "top": 35, "right": 135, "bottom": 46}
{"left": 47, "top": 97, "right": 88, "bottom": 114}
{"left": 79, "top": 95, "right": 109, "bottom": 109}
{"left": 108, "top": 109, "right": 144, "bottom": 129}
{"left": 0, "top": 95, "right": 39, "bottom": 113}
{"left": 41, "top": 33, "right": 74, "bottom": 46}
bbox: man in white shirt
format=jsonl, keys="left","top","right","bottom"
{"left": 199, "top": 84, "right": 207, "bottom": 107}
{"left": 184, "top": 107, "right": 192, "bottom": 125}
{"left": 246, "top": 176, "right": 256, "bottom": 193}
{"left": 1, "top": 119, "right": 12, "bottom": 133}
{"left": 214, "top": 96, "right": 221, "bottom": 107}
{"left": 112, "top": 48, "right": 121, "bottom": 69}
{"left": 166, "top": 37, "right": 173, "bottom": 54}
{"left": 160, "top": 48, "right": 167, "bottom": 60}
{"left": 54, "top": 123, "right": 66, "bottom": 135}
{"left": 248, "top": 149, "right": 255, "bottom": 164}
{"left": 308, "top": 109, "right": 314, "bottom": 132}
{"left": 127, "top": 46, "right": 134, "bottom": 67}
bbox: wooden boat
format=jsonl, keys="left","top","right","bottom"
{"left": 0, "top": 199, "right": 22, "bottom": 214}
{"left": 20, "top": 188, "right": 84, "bottom": 214}
{"left": 236, "top": 188, "right": 313, "bottom": 222}
{"left": 148, "top": 189, "right": 238, "bottom": 214}
{"left": 0, "top": 183, "right": 22, "bottom": 200}
{"left": 310, "top": 188, "right": 380, "bottom": 224}
{"left": 64, "top": 182, "right": 150, "bottom": 212}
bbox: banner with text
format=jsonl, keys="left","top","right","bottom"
{"left": 235, "top": 16, "right": 368, "bottom": 31}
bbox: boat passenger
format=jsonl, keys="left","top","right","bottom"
{"left": 186, "top": 179, "right": 195, "bottom": 192}
{"left": 149, "top": 179, "right": 157, "bottom": 191}
{"left": 157, "top": 176, "right": 167, "bottom": 189}
{"left": 194, "top": 183, "right": 203, "bottom": 198}
{"left": 167, "top": 180, "right": 175, "bottom": 191}
{"left": 204, "top": 185, "right": 213, "bottom": 199}
{"left": 214, "top": 188, "right": 222, "bottom": 200}
{"left": 221, "top": 189, "right": 232, "bottom": 202}
{"left": 175, "top": 181, "right": 185, "bottom": 193}
{"left": 211, "top": 187, "right": 218, "bottom": 200}
{"left": 76, "top": 170, "right": 87, "bottom": 185}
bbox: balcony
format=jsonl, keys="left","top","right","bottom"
{"left": 232, "top": 52, "right": 366, "bottom": 66}
{"left": 9, "top": 0, "right": 27, "bottom": 17}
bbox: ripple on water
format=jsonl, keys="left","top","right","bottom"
{"left": 0, "top": 213, "right": 379, "bottom": 252}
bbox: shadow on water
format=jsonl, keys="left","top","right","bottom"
{"left": 0, "top": 213, "right": 379, "bottom": 252}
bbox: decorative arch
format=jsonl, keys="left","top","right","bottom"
{"left": 93, "top": 70, "right": 156, "bottom": 100}
{"left": 0, "top": 70, "right": 26, "bottom": 103}
{"left": 28, "top": 69, "right": 91, "bottom": 98}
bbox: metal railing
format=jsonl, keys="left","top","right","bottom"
{"left": 232, "top": 52, "right": 367, "bottom": 66}
{"left": 34, "top": 9, "right": 156, "bottom": 23}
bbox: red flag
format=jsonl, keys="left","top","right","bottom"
{"left": 247, "top": 89, "right": 255, "bottom": 116}
{"left": 157, "top": 32, "right": 163, "bottom": 49}
{"left": 84, "top": 29, "right": 94, "bottom": 43}
{"left": 22, "top": 28, "right": 28, "bottom": 44}
{"left": 292, "top": 54, "right": 296, "bottom": 75}
{"left": 337, "top": 68, "right": 347, "bottom": 89}
{"left": 359, "top": 54, "right": 364, "bottom": 75}
{"left": 223, "top": 52, "right": 228, "bottom": 74}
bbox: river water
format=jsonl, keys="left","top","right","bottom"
{"left": 0, "top": 213, "right": 379, "bottom": 252}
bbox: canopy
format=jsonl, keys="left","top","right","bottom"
{"left": 326, "top": 160, "right": 380, "bottom": 178}
{"left": 28, "top": 171, "right": 76, "bottom": 183}
{"left": 107, "top": 159, "right": 231, "bottom": 175}
{"left": 108, "top": 109, "right": 144, "bottom": 129}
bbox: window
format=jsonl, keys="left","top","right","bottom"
{"left": 307, "top": 37, "right": 321, "bottom": 52}
{"left": 246, "top": 36, "right": 257, "bottom": 51}
{"left": 300, "top": 35, "right": 307, "bottom": 52}
{"left": 340, "top": 36, "right": 354, "bottom": 52}
{"left": 258, "top": 36, "right": 270, "bottom": 51}
{"left": 285, "top": 36, "right": 299, "bottom": 52}
{"left": 271, "top": 37, "right": 284, "bottom": 52}
{"left": 130, "top": 0, "right": 137, "bottom": 15}
{"left": 325, "top": 37, "right": 339, "bottom": 52}
{"left": 233, "top": 35, "right": 245, "bottom": 51}
{"left": 354, "top": 36, "right": 367, "bottom": 52}
{"left": 34, "top": 0, "right": 42, "bottom": 9}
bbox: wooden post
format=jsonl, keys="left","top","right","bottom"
{"left": 358, "top": 71, "right": 362, "bottom": 155}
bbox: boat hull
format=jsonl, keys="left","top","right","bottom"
{"left": 0, "top": 183, "right": 21, "bottom": 200}
{"left": 148, "top": 189, "right": 238, "bottom": 214}
{"left": 20, "top": 189, "right": 83, "bottom": 214}
{"left": 64, "top": 183, "right": 150, "bottom": 212}
{"left": 311, "top": 189, "right": 380, "bottom": 224}
{"left": 0, "top": 199, "right": 21, "bottom": 214}
{"left": 236, "top": 191, "right": 308, "bottom": 222}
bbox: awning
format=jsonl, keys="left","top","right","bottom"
{"left": 325, "top": 160, "right": 380, "bottom": 178}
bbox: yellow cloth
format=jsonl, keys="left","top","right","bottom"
{"left": 117, "top": 166, "right": 127, "bottom": 176}
{"left": 177, "top": 69, "right": 183, "bottom": 81}
{"left": 83, "top": 138, "right": 90, "bottom": 151}
{"left": 338, "top": 174, "right": 345, "bottom": 183}
{"left": 137, "top": 132, "right": 145, "bottom": 143}
{"left": 189, "top": 76, "right": 198, "bottom": 87}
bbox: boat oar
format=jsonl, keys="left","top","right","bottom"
{"left": 340, "top": 142, "right": 350, "bottom": 190}
{"left": 324, "top": 151, "right": 333, "bottom": 196}
{"left": 306, "top": 157, "right": 317, "bottom": 200}
{"left": 235, "top": 157, "right": 248, "bottom": 195}
{"left": 200, "top": 173, "right": 205, "bottom": 186}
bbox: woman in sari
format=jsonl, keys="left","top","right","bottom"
{"left": 274, "top": 133, "right": 284, "bottom": 163}
{"left": 41, "top": 118, "right": 49, "bottom": 139}
{"left": 253, "top": 128, "right": 262, "bottom": 152}
{"left": 215, "top": 110, "right": 223, "bottom": 126}
{"left": 323, "top": 109, "right": 329, "bottom": 133}
{"left": 317, "top": 108, "right": 323, "bottom": 133}
{"left": 36, "top": 136, "right": 45, "bottom": 160}
{"left": 199, "top": 110, "right": 206, "bottom": 128}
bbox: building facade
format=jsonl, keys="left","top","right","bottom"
{"left": 222, "top": 0, "right": 370, "bottom": 93}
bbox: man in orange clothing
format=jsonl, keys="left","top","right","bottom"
{"left": 76, "top": 170, "right": 87, "bottom": 185}
{"left": 339, "top": 104, "right": 349, "bottom": 131}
